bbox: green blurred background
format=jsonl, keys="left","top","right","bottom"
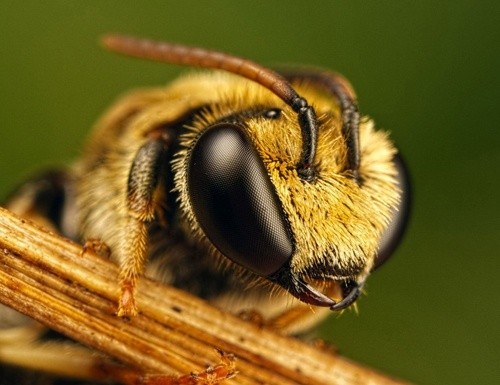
{"left": 1, "top": 1, "right": 498, "bottom": 384}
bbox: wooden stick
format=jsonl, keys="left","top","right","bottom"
{"left": 0, "top": 206, "right": 411, "bottom": 385}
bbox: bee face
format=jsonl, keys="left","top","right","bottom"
{"left": 172, "top": 74, "right": 408, "bottom": 310}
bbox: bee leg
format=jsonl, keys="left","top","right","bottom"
{"left": 118, "top": 139, "right": 167, "bottom": 318}
{"left": 0, "top": 325, "right": 110, "bottom": 382}
{"left": 81, "top": 238, "right": 111, "bottom": 258}
{"left": 3, "top": 170, "right": 69, "bottom": 233}
{"left": 97, "top": 350, "right": 236, "bottom": 385}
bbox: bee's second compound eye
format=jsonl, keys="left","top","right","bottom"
{"left": 374, "top": 153, "right": 411, "bottom": 269}
{"left": 188, "top": 123, "right": 294, "bottom": 276}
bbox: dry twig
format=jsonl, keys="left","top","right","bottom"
{"left": 0, "top": 206, "right": 411, "bottom": 384}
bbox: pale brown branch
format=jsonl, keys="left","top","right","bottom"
{"left": 0, "top": 206, "right": 411, "bottom": 385}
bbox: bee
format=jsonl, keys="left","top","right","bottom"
{"left": 1, "top": 35, "right": 410, "bottom": 383}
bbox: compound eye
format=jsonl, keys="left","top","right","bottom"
{"left": 373, "top": 153, "right": 411, "bottom": 270}
{"left": 188, "top": 123, "right": 294, "bottom": 276}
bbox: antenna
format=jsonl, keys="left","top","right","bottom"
{"left": 101, "top": 34, "right": 318, "bottom": 180}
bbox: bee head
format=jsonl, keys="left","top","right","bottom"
{"left": 183, "top": 77, "right": 410, "bottom": 311}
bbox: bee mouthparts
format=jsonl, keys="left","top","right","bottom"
{"left": 269, "top": 269, "right": 365, "bottom": 311}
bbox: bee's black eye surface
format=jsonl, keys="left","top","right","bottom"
{"left": 374, "top": 153, "right": 411, "bottom": 269}
{"left": 188, "top": 123, "right": 294, "bottom": 276}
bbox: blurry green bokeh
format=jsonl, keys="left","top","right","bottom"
{"left": 1, "top": 1, "right": 498, "bottom": 384}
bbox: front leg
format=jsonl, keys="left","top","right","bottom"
{"left": 118, "top": 139, "right": 167, "bottom": 317}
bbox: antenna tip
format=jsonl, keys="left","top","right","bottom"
{"left": 100, "top": 34, "right": 124, "bottom": 50}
